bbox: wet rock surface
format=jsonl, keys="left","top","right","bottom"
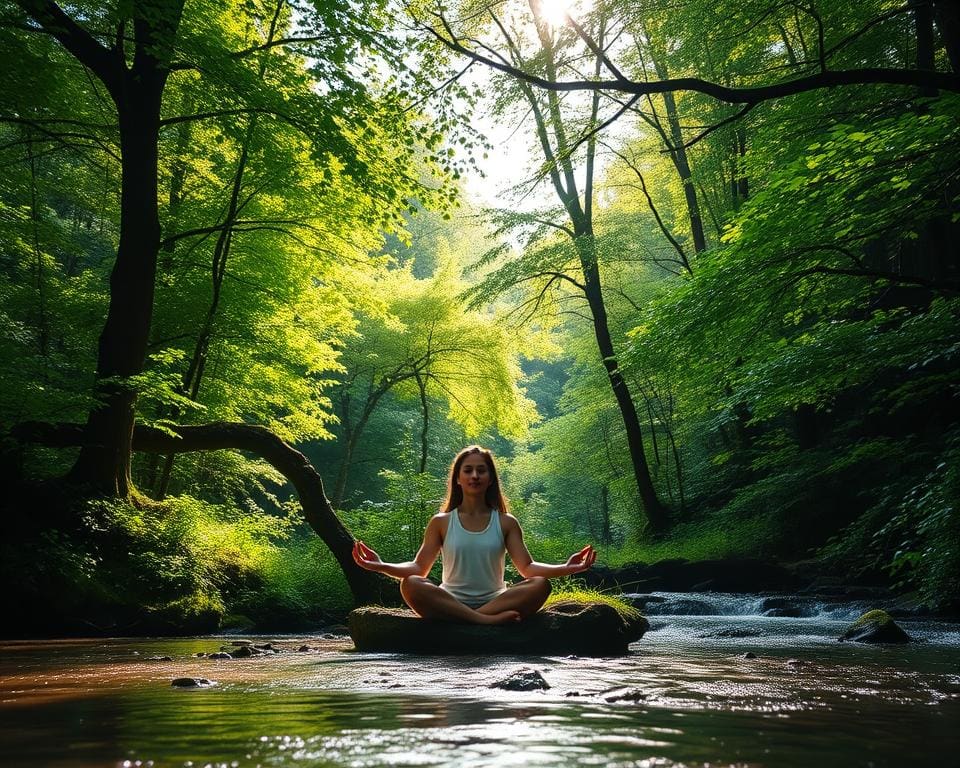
{"left": 839, "top": 609, "right": 912, "bottom": 644}
{"left": 491, "top": 670, "right": 550, "bottom": 691}
{"left": 348, "top": 602, "right": 648, "bottom": 656}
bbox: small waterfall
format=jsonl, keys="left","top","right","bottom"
{"left": 625, "top": 591, "right": 875, "bottom": 620}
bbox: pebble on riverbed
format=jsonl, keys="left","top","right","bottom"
{"left": 171, "top": 677, "right": 215, "bottom": 688}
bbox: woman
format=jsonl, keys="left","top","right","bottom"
{"left": 352, "top": 445, "right": 597, "bottom": 624}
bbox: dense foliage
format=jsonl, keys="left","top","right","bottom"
{"left": 1, "top": 0, "right": 958, "bottom": 634}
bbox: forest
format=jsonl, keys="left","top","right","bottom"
{"left": 1, "top": 0, "right": 958, "bottom": 636}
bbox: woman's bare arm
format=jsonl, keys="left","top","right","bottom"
{"left": 503, "top": 514, "right": 596, "bottom": 579}
{"left": 352, "top": 515, "right": 444, "bottom": 580}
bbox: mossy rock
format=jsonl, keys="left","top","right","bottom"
{"left": 838, "top": 609, "right": 911, "bottom": 644}
{"left": 348, "top": 600, "right": 648, "bottom": 656}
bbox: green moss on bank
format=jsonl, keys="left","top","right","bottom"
{"left": 544, "top": 586, "right": 641, "bottom": 621}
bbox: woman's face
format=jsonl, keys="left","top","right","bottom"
{"left": 458, "top": 453, "right": 492, "bottom": 498}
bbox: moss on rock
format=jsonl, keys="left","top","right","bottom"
{"left": 838, "top": 609, "right": 911, "bottom": 644}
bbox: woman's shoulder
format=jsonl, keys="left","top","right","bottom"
{"left": 429, "top": 511, "right": 453, "bottom": 530}
{"left": 498, "top": 511, "right": 520, "bottom": 530}
{"left": 423, "top": 512, "right": 451, "bottom": 543}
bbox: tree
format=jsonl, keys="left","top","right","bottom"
{"left": 1, "top": 0, "right": 458, "bottom": 603}
{"left": 419, "top": 0, "right": 960, "bottom": 106}
{"left": 449, "top": 0, "right": 671, "bottom": 531}
{"left": 330, "top": 255, "right": 535, "bottom": 506}
{"left": 2, "top": 0, "right": 442, "bottom": 496}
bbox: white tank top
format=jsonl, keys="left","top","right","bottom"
{"left": 440, "top": 509, "right": 507, "bottom": 607}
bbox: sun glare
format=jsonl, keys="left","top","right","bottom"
{"left": 538, "top": 0, "right": 572, "bottom": 30}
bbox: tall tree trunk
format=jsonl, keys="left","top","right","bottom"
{"left": 20, "top": 0, "right": 187, "bottom": 498}
{"left": 521, "top": 3, "right": 668, "bottom": 532}
{"left": 916, "top": 0, "right": 937, "bottom": 97}
{"left": 934, "top": 0, "right": 960, "bottom": 72}
{"left": 332, "top": 385, "right": 389, "bottom": 507}
{"left": 575, "top": 233, "right": 669, "bottom": 532}
{"left": 645, "top": 39, "right": 708, "bottom": 254}
{"left": 416, "top": 372, "right": 429, "bottom": 475}
{"left": 69, "top": 76, "right": 165, "bottom": 496}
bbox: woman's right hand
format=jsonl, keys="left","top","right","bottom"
{"left": 352, "top": 540, "right": 384, "bottom": 573}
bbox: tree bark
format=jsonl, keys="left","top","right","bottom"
{"left": 934, "top": 1, "right": 960, "bottom": 72}
{"left": 916, "top": 0, "right": 938, "bottom": 97}
{"left": 415, "top": 372, "right": 430, "bottom": 474}
{"left": 575, "top": 234, "right": 670, "bottom": 532}
{"left": 645, "top": 37, "right": 708, "bottom": 254}
{"left": 68, "top": 76, "right": 165, "bottom": 496}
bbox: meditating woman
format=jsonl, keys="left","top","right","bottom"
{"left": 352, "top": 445, "right": 597, "bottom": 624}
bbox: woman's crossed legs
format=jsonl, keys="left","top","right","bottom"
{"left": 399, "top": 576, "right": 551, "bottom": 624}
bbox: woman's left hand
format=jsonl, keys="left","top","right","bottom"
{"left": 564, "top": 544, "right": 597, "bottom": 574}
{"left": 352, "top": 540, "right": 385, "bottom": 573}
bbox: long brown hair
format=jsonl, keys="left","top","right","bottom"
{"left": 440, "top": 445, "right": 510, "bottom": 514}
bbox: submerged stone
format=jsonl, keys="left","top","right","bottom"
{"left": 348, "top": 601, "right": 648, "bottom": 656}
{"left": 838, "top": 609, "right": 911, "bottom": 644}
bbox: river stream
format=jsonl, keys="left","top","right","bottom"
{"left": 1, "top": 592, "right": 958, "bottom": 767}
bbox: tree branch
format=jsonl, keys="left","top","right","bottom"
{"left": 423, "top": 18, "right": 960, "bottom": 102}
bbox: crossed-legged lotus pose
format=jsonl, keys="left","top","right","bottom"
{"left": 352, "top": 445, "right": 597, "bottom": 625}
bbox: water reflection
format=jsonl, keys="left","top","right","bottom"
{"left": 0, "top": 614, "right": 958, "bottom": 768}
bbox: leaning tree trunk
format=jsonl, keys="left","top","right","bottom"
{"left": 14, "top": 420, "right": 398, "bottom": 606}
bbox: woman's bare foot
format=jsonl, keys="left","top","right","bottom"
{"left": 472, "top": 609, "right": 521, "bottom": 625}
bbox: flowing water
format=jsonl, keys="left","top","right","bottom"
{"left": 1, "top": 593, "right": 958, "bottom": 768}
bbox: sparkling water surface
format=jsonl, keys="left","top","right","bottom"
{"left": 1, "top": 594, "right": 958, "bottom": 768}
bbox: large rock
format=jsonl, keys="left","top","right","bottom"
{"left": 838, "top": 609, "right": 911, "bottom": 644}
{"left": 348, "top": 601, "right": 648, "bottom": 656}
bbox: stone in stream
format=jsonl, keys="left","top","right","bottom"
{"left": 698, "top": 628, "right": 764, "bottom": 639}
{"left": 207, "top": 652, "right": 232, "bottom": 660}
{"left": 348, "top": 601, "right": 648, "bottom": 656}
{"left": 838, "top": 609, "right": 911, "bottom": 644}
{"left": 171, "top": 677, "right": 215, "bottom": 688}
{"left": 491, "top": 670, "right": 550, "bottom": 691}
{"left": 605, "top": 688, "right": 647, "bottom": 703}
